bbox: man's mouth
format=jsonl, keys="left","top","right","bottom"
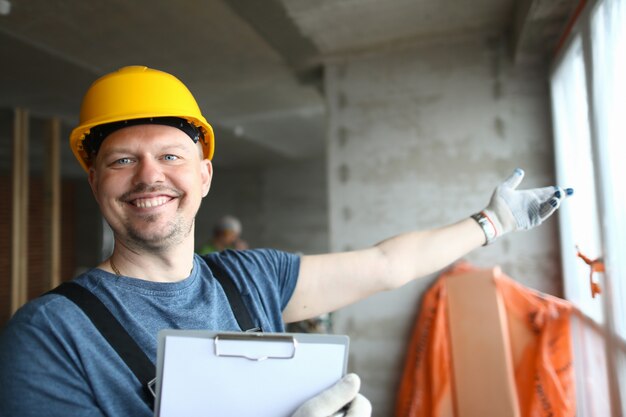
{"left": 130, "top": 196, "right": 173, "bottom": 208}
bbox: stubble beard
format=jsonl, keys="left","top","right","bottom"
{"left": 123, "top": 212, "right": 195, "bottom": 252}
{"left": 115, "top": 183, "right": 196, "bottom": 252}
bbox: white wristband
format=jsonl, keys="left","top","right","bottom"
{"left": 471, "top": 211, "right": 498, "bottom": 246}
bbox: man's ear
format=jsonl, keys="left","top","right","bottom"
{"left": 201, "top": 159, "right": 213, "bottom": 197}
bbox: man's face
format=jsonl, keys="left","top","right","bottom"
{"left": 88, "top": 124, "right": 212, "bottom": 252}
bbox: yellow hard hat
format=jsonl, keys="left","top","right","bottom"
{"left": 69, "top": 66, "right": 214, "bottom": 172}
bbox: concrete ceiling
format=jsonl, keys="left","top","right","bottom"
{"left": 0, "top": 0, "right": 576, "bottom": 177}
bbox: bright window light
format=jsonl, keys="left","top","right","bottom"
{"left": 550, "top": 36, "right": 603, "bottom": 322}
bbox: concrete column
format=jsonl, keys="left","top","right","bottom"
{"left": 324, "top": 34, "right": 560, "bottom": 415}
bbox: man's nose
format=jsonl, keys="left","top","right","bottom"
{"left": 133, "top": 157, "right": 165, "bottom": 185}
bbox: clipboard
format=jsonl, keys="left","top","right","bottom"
{"left": 154, "top": 330, "right": 350, "bottom": 417}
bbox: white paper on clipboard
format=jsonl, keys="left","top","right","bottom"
{"left": 154, "top": 330, "right": 350, "bottom": 417}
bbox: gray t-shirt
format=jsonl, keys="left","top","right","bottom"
{"left": 0, "top": 249, "right": 300, "bottom": 417}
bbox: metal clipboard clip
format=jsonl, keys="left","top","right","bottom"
{"left": 214, "top": 333, "right": 298, "bottom": 362}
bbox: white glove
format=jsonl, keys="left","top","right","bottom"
{"left": 475, "top": 168, "right": 573, "bottom": 244}
{"left": 291, "top": 374, "right": 372, "bottom": 417}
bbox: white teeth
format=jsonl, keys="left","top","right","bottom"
{"left": 133, "top": 196, "right": 169, "bottom": 208}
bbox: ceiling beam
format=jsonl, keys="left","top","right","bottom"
{"left": 223, "top": 0, "right": 323, "bottom": 88}
{"left": 511, "top": 0, "right": 580, "bottom": 65}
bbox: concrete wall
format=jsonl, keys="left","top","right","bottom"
{"left": 325, "top": 34, "right": 562, "bottom": 415}
{"left": 257, "top": 158, "right": 329, "bottom": 254}
{"left": 195, "top": 166, "right": 265, "bottom": 250}
{"left": 195, "top": 157, "right": 329, "bottom": 255}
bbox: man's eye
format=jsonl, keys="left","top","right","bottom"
{"left": 163, "top": 154, "right": 179, "bottom": 161}
{"left": 115, "top": 157, "right": 133, "bottom": 165}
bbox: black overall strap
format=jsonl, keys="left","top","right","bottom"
{"left": 46, "top": 257, "right": 258, "bottom": 409}
{"left": 203, "top": 256, "right": 259, "bottom": 332}
{"left": 48, "top": 282, "right": 156, "bottom": 407}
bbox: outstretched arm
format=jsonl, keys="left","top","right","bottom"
{"left": 283, "top": 169, "right": 573, "bottom": 323}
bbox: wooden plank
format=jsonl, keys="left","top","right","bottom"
{"left": 44, "top": 118, "right": 62, "bottom": 289}
{"left": 446, "top": 267, "right": 521, "bottom": 417}
{"left": 10, "top": 109, "right": 22, "bottom": 313}
{"left": 11, "top": 108, "right": 29, "bottom": 314}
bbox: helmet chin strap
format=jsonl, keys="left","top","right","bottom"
{"left": 82, "top": 117, "right": 204, "bottom": 157}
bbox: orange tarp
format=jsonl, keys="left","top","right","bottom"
{"left": 395, "top": 263, "right": 575, "bottom": 417}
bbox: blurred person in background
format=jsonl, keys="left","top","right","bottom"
{"left": 198, "top": 215, "right": 249, "bottom": 254}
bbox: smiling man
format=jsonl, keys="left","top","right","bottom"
{"left": 89, "top": 123, "right": 212, "bottom": 279}
{"left": 0, "top": 66, "right": 572, "bottom": 417}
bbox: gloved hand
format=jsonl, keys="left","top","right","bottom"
{"left": 291, "top": 374, "right": 372, "bottom": 417}
{"left": 475, "top": 168, "right": 573, "bottom": 244}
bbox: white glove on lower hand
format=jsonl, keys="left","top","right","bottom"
{"left": 478, "top": 168, "right": 573, "bottom": 243}
{"left": 291, "top": 374, "right": 372, "bottom": 417}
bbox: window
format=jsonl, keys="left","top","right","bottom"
{"left": 551, "top": 35, "right": 603, "bottom": 321}
{"left": 550, "top": 0, "right": 626, "bottom": 414}
{"left": 590, "top": 0, "right": 626, "bottom": 342}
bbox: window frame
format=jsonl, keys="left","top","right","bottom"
{"left": 550, "top": 0, "right": 626, "bottom": 414}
